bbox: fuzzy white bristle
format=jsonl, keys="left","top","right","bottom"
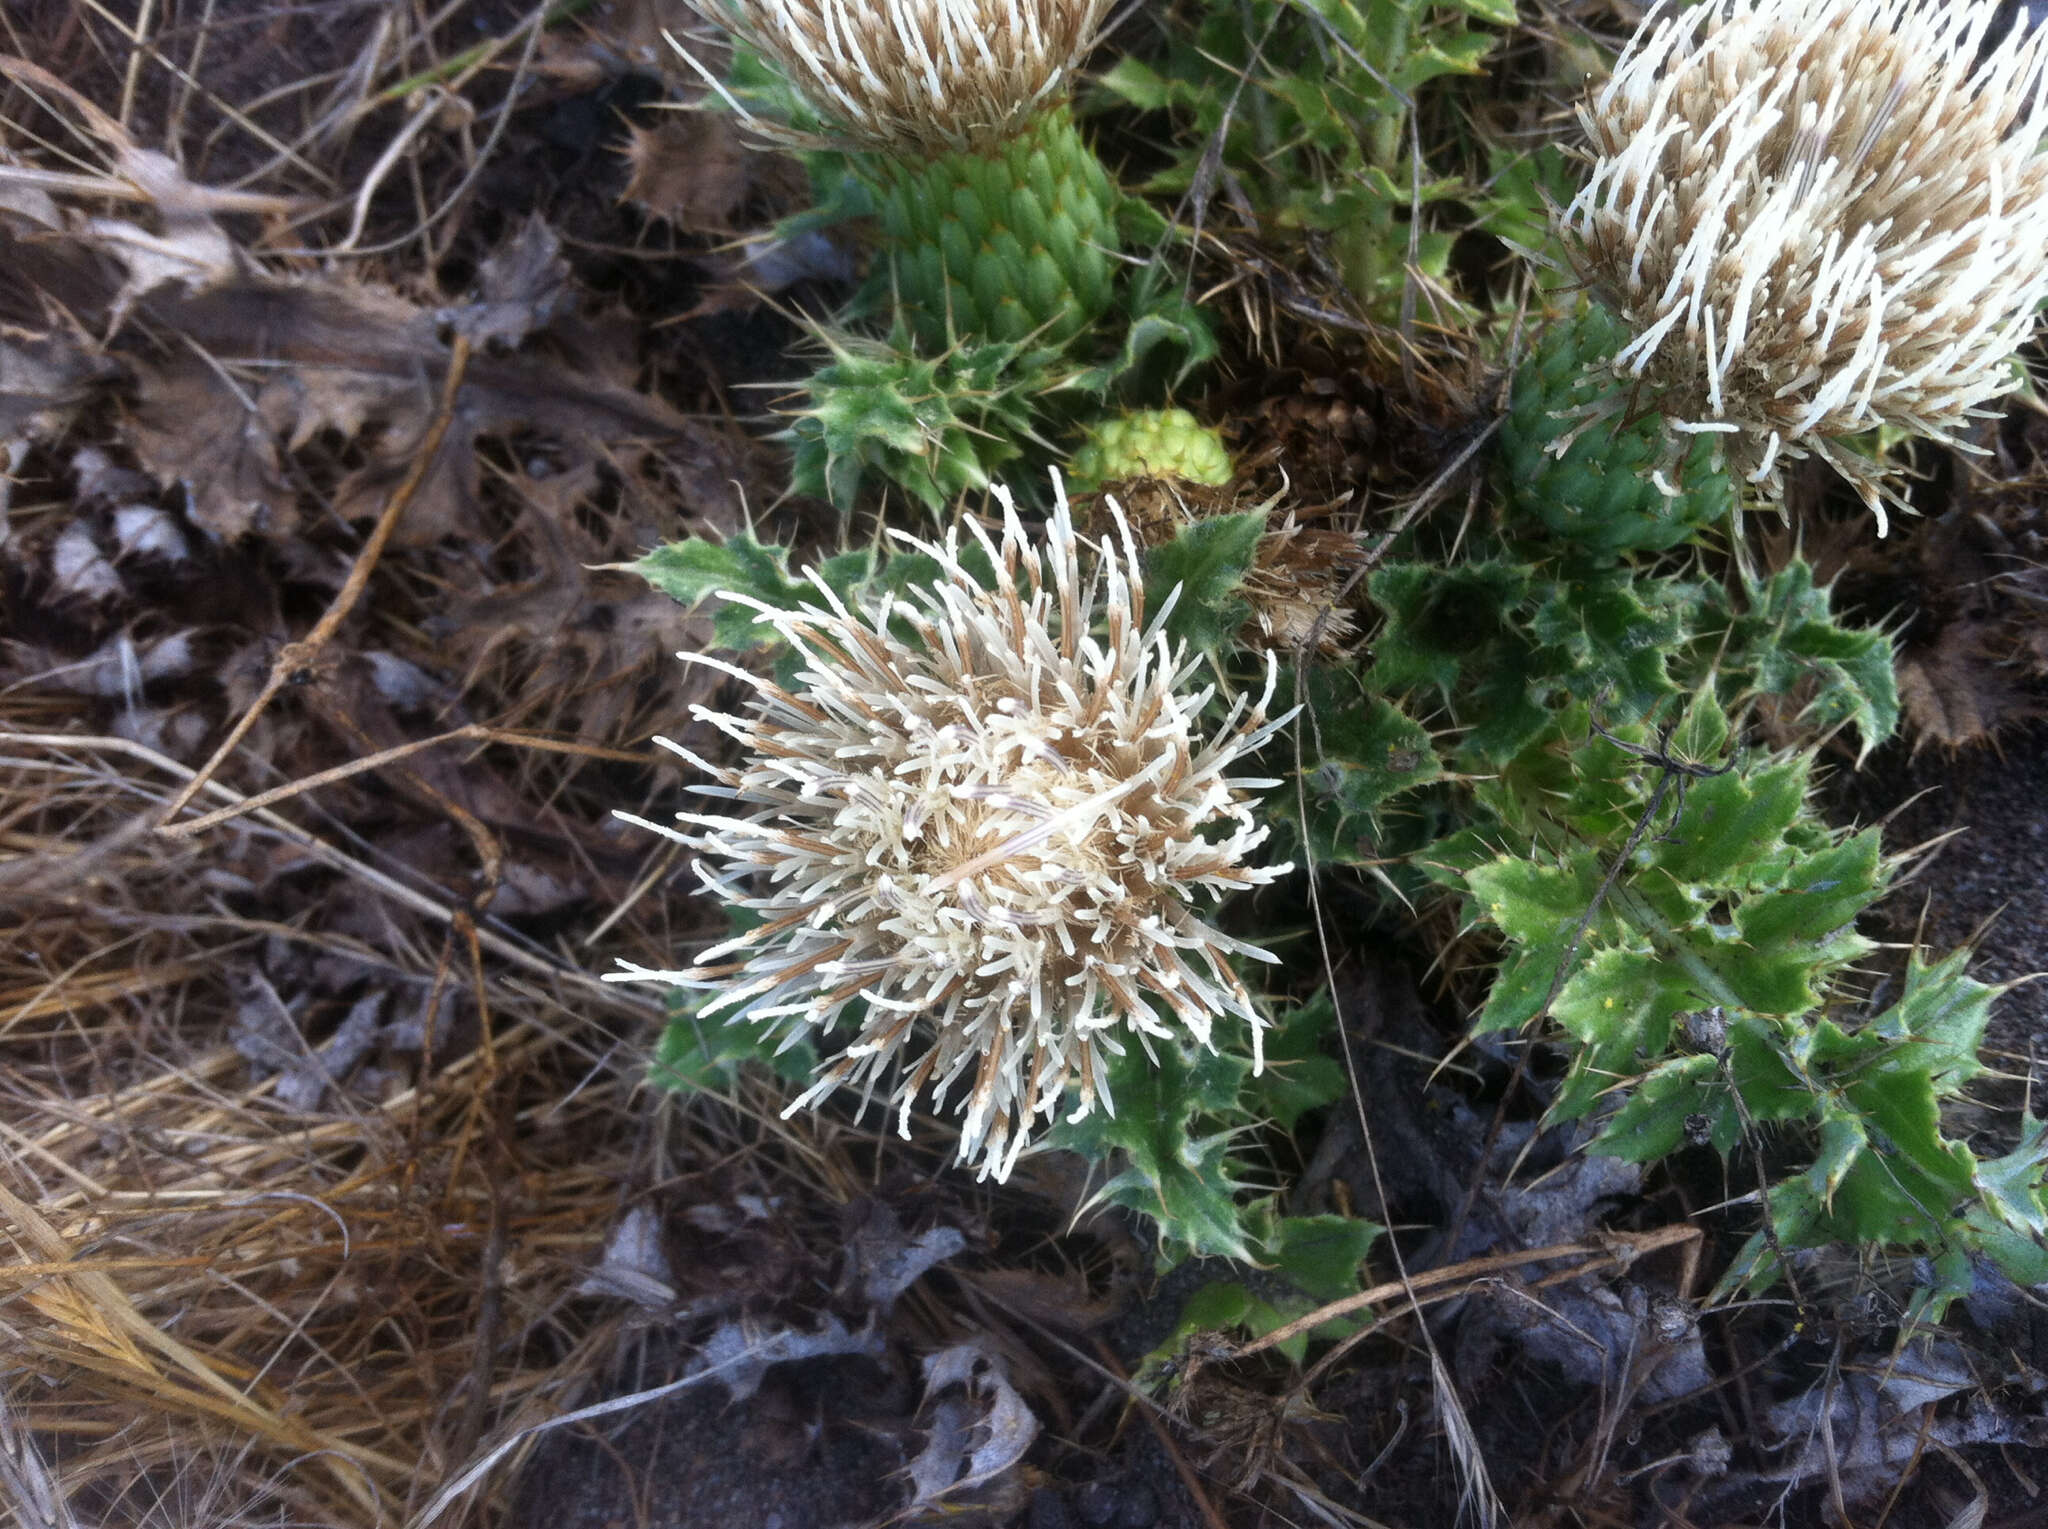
{"left": 611, "top": 480, "right": 1294, "bottom": 1182}
{"left": 700, "top": 0, "right": 1113, "bottom": 156}
{"left": 1564, "top": 0, "right": 2048, "bottom": 524}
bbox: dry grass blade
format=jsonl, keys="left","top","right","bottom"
{"left": 0, "top": 1387, "right": 81, "bottom": 1529}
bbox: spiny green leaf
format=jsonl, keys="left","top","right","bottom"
{"left": 1143, "top": 511, "right": 1266, "bottom": 651}
{"left": 1808, "top": 1104, "right": 1868, "bottom": 1211}
{"left": 1594, "top": 1053, "right": 1721, "bottom": 1162}
{"left": 1725, "top": 1014, "right": 1816, "bottom": 1124}
{"left": 1722, "top": 559, "right": 1899, "bottom": 756}
{"left": 1052, "top": 1038, "right": 1255, "bottom": 1264}
{"left": 651, "top": 1004, "right": 817, "bottom": 1094}
{"left": 1527, "top": 575, "right": 1698, "bottom": 717}
{"left": 1262, "top": 1213, "right": 1379, "bottom": 1305}
{"left": 1703, "top": 923, "right": 1873, "bottom": 1015}
{"left": 1868, "top": 948, "right": 1998, "bottom": 1089}
{"left": 1962, "top": 1205, "right": 2048, "bottom": 1287}
{"left": 1649, "top": 758, "right": 1809, "bottom": 885}
{"left": 1465, "top": 850, "right": 1614, "bottom": 1031}
{"left": 1282, "top": 669, "right": 1440, "bottom": 865}
{"left": 1972, "top": 1116, "right": 2048, "bottom": 1239}
{"left": 1732, "top": 831, "right": 1885, "bottom": 948}
{"left": 1548, "top": 946, "right": 1693, "bottom": 1120}
{"left": 635, "top": 534, "right": 807, "bottom": 650}
{"left": 1246, "top": 993, "right": 1349, "bottom": 1132}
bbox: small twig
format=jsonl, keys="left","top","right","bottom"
{"left": 1229, "top": 1223, "right": 1703, "bottom": 1366}
{"left": 158, "top": 333, "right": 473, "bottom": 827}
{"left": 160, "top": 725, "right": 645, "bottom": 838}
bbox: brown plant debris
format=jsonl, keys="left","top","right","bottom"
{"left": 1086, "top": 473, "right": 1367, "bottom": 657}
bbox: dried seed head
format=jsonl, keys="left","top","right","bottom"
{"left": 700, "top": 0, "right": 1115, "bottom": 157}
{"left": 612, "top": 480, "right": 1295, "bottom": 1182}
{"left": 1564, "top": 0, "right": 2048, "bottom": 530}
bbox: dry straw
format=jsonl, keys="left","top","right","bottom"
{"left": 613, "top": 480, "right": 1295, "bottom": 1182}
{"left": 696, "top": 0, "right": 1116, "bottom": 155}
{"left": 1564, "top": 0, "right": 2048, "bottom": 531}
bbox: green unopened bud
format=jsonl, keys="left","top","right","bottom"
{"left": 871, "top": 105, "right": 1118, "bottom": 351}
{"left": 786, "top": 336, "right": 1045, "bottom": 513}
{"left": 1499, "top": 304, "right": 1733, "bottom": 559}
{"left": 703, "top": 0, "right": 1123, "bottom": 355}
{"left": 1068, "top": 409, "right": 1233, "bottom": 494}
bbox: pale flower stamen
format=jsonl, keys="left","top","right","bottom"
{"left": 1564, "top": 0, "right": 2048, "bottom": 525}
{"left": 611, "top": 478, "right": 1298, "bottom": 1181}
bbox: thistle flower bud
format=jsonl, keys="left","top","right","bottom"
{"left": 1563, "top": 0, "right": 2048, "bottom": 530}
{"left": 701, "top": 0, "right": 1124, "bottom": 364}
{"left": 612, "top": 479, "right": 1295, "bottom": 1182}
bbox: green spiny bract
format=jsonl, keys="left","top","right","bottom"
{"left": 784, "top": 336, "right": 1050, "bottom": 513}
{"left": 1499, "top": 304, "right": 1735, "bottom": 559}
{"left": 1066, "top": 407, "right": 1233, "bottom": 493}
{"left": 869, "top": 104, "right": 1119, "bottom": 353}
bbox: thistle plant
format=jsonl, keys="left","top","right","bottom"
{"left": 619, "top": 0, "right": 2048, "bottom": 1326}
{"left": 1561, "top": 0, "right": 2048, "bottom": 529}
{"left": 616, "top": 479, "right": 1295, "bottom": 1183}
{"left": 698, "top": 0, "right": 1196, "bottom": 510}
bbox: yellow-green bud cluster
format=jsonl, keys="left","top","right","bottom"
{"left": 1067, "top": 408, "right": 1233, "bottom": 494}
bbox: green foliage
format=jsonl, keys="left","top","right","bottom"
{"left": 1055, "top": 1034, "right": 1261, "bottom": 1263}
{"left": 1247, "top": 991, "right": 1351, "bottom": 1132}
{"left": 1094, "top": 0, "right": 1510, "bottom": 318}
{"left": 1438, "top": 686, "right": 2048, "bottom": 1295}
{"left": 659, "top": 0, "right": 2022, "bottom": 1339}
{"left": 635, "top": 533, "right": 812, "bottom": 649}
{"left": 1713, "top": 560, "right": 1900, "bottom": 757}
{"left": 1460, "top": 696, "right": 1887, "bottom": 1116}
{"left": 653, "top": 992, "right": 818, "bottom": 1095}
{"left": 1274, "top": 666, "right": 1441, "bottom": 866}
{"left": 1140, "top": 1209, "right": 1380, "bottom": 1378}
{"left": 1141, "top": 510, "right": 1266, "bottom": 650}
{"left": 1050, "top": 995, "right": 1351, "bottom": 1268}
{"left": 1499, "top": 304, "right": 1735, "bottom": 559}
{"left": 785, "top": 336, "right": 1050, "bottom": 513}
{"left": 1366, "top": 551, "right": 1896, "bottom": 770}
{"left": 1069, "top": 408, "right": 1234, "bottom": 492}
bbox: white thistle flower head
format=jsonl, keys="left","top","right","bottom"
{"left": 700, "top": 0, "right": 1115, "bottom": 157}
{"left": 611, "top": 479, "right": 1297, "bottom": 1182}
{"left": 1563, "top": 0, "right": 2048, "bottom": 532}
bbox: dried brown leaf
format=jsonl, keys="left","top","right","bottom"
{"left": 0, "top": 327, "right": 119, "bottom": 444}
{"left": 621, "top": 114, "right": 759, "bottom": 232}
{"left": 1897, "top": 624, "right": 2040, "bottom": 751}
{"left": 450, "top": 215, "right": 573, "bottom": 351}
{"left": 124, "top": 354, "right": 293, "bottom": 540}
{"left": 115, "top": 274, "right": 698, "bottom": 544}
{"left": 907, "top": 1344, "right": 1040, "bottom": 1511}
